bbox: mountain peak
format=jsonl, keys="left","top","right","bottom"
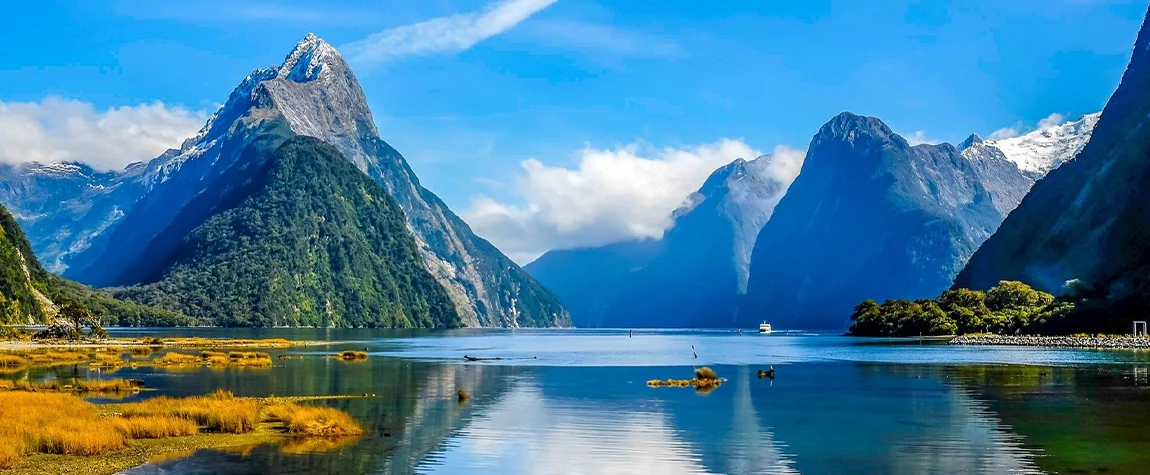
{"left": 958, "top": 133, "right": 984, "bottom": 150}
{"left": 817, "top": 111, "right": 895, "bottom": 142}
{"left": 279, "top": 33, "right": 342, "bottom": 82}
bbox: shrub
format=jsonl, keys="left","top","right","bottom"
{"left": 694, "top": 367, "right": 718, "bottom": 381}
{"left": 338, "top": 350, "right": 368, "bottom": 360}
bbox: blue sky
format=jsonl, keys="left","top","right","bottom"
{"left": 1, "top": 0, "right": 1146, "bottom": 261}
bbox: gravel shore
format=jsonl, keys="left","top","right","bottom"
{"left": 949, "top": 334, "right": 1150, "bottom": 348}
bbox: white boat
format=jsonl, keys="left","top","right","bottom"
{"left": 759, "top": 322, "right": 772, "bottom": 334}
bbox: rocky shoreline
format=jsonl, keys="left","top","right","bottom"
{"left": 949, "top": 334, "right": 1150, "bottom": 348}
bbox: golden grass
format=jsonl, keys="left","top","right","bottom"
{"left": 24, "top": 351, "right": 88, "bottom": 364}
{"left": 263, "top": 400, "right": 363, "bottom": 437}
{"left": 129, "top": 346, "right": 153, "bottom": 357}
{"left": 0, "top": 391, "right": 127, "bottom": 468}
{"left": 111, "top": 416, "right": 198, "bottom": 439}
{"left": 0, "top": 354, "right": 29, "bottom": 368}
{"left": 74, "top": 379, "right": 138, "bottom": 394}
{"left": 119, "top": 390, "right": 260, "bottom": 434}
{"left": 159, "top": 338, "right": 293, "bottom": 349}
{"left": 156, "top": 352, "right": 199, "bottom": 366}
{"left": 228, "top": 352, "right": 273, "bottom": 367}
{"left": 337, "top": 350, "right": 368, "bottom": 360}
{"left": 457, "top": 389, "right": 470, "bottom": 403}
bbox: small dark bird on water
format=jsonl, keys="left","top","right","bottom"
{"left": 692, "top": 345, "right": 697, "bottom": 359}
{"left": 629, "top": 329, "right": 632, "bottom": 338}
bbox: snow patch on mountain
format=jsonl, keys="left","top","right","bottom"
{"left": 984, "top": 113, "right": 1100, "bottom": 175}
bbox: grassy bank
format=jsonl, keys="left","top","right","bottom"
{"left": 0, "top": 389, "right": 364, "bottom": 475}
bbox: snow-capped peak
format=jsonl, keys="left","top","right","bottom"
{"left": 278, "top": 33, "right": 341, "bottom": 83}
{"left": 984, "top": 112, "right": 1100, "bottom": 175}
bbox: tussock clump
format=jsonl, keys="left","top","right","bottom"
{"left": 129, "top": 346, "right": 154, "bottom": 357}
{"left": 263, "top": 401, "right": 363, "bottom": 437}
{"left": 337, "top": 350, "right": 368, "bottom": 361}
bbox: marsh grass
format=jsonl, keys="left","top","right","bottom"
{"left": 24, "top": 350, "right": 88, "bottom": 364}
{"left": 263, "top": 400, "right": 364, "bottom": 437}
{"left": 129, "top": 346, "right": 154, "bottom": 357}
{"left": 111, "top": 416, "right": 198, "bottom": 439}
{"left": 337, "top": 350, "right": 368, "bottom": 361}
{"left": 694, "top": 367, "right": 718, "bottom": 381}
{"left": 120, "top": 390, "right": 260, "bottom": 434}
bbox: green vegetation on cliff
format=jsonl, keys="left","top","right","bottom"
{"left": 848, "top": 281, "right": 1075, "bottom": 336}
{"left": 115, "top": 136, "right": 460, "bottom": 328}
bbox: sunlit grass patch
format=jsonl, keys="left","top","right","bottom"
{"left": 129, "top": 346, "right": 154, "bottom": 357}
{"left": 120, "top": 390, "right": 260, "bottom": 434}
{"left": 694, "top": 367, "right": 718, "bottom": 381}
{"left": 263, "top": 400, "right": 363, "bottom": 437}
{"left": 24, "top": 350, "right": 88, "bottom": 364}
{"left": 156, "top": 352, "right": 199, "bottom": 366}
{"left": 228, "top": 351, "right": 273, "bottom": 367}
{"left": 0, "top": 391, "right": 127, "bottom": 467}
{"left": 337, "top": 350, "right": 368, "bottom": 361}
{"left": 0, "top": 353, "right": 28, "bottom": 368}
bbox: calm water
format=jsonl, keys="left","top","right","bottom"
{"left": 14, "top": 328, "right": 1150, "bottom": 474}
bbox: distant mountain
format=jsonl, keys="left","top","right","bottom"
{"left": 0, "top": 34, "right": 568, "bottom": 328}
{"left": 527, "top": 152, "right": 801, "bottom": 328}
{"left": 0, "top": 201, "right": 184, "bottom": 327}
{"left": 954, "top": 7, "right": 1150, "bottom": 330}
{"left": 740, "top": 112, "right": 1003, "bottom": 330}
{"left": 114, "top": 136, "right": 460, "bottom": 328}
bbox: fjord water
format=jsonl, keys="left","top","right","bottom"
{"left": 46, "top": 329, "right": 1150, "bottom": 474}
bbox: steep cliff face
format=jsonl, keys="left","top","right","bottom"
{"left": 955, "top": 7, "right": 1150, "bottom": 328}
{"left": 528, "top": 152, "right": 800, "bottom": 328}
{"left": 0, "top": 34, "right": 568, "bottom": 328}
{"left": 741, "top": 112, "right": 1002, "bottom": 330}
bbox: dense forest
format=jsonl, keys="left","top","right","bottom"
{"left": 116, "top": 136, "right": 460, "bottom": 328}
{"left": 848, "top": 281, "right": 1076, "bottom": 337}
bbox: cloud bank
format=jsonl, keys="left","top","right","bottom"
{"left": 0, "top": 97, "right": 206, "bottom": 171}
{"left": 989, "top": 112, "right": 1067, "bottom": 140}
{"left": 341, "top": 0, "right": 557, "bottom": 65}
{"left": 462, "top": 139, "right": 789, "bottom": 264}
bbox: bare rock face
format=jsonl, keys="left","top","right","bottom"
{"left": 0, "top": 34, "right": 568, "bottom": 328}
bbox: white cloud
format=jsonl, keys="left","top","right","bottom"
{"left": 989, "top": 112, "right": 1068, "bottom": 140}
{"left": 340, "top": 0, "right": 558, "bottom": 65}
{"left": 462, "top": 139, "right": 800, "bottom": 264}
{"left": 988, "top": 126, "right": 1020, "bottom": 140}
{"left": 903, "top": 130, "right": 941, "bottom": 146}
{"left": 519, "top": 19, "right": 683, "bottom": 58}
{"left": 0, "top": 97, "right": 206, "bottom": 171}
